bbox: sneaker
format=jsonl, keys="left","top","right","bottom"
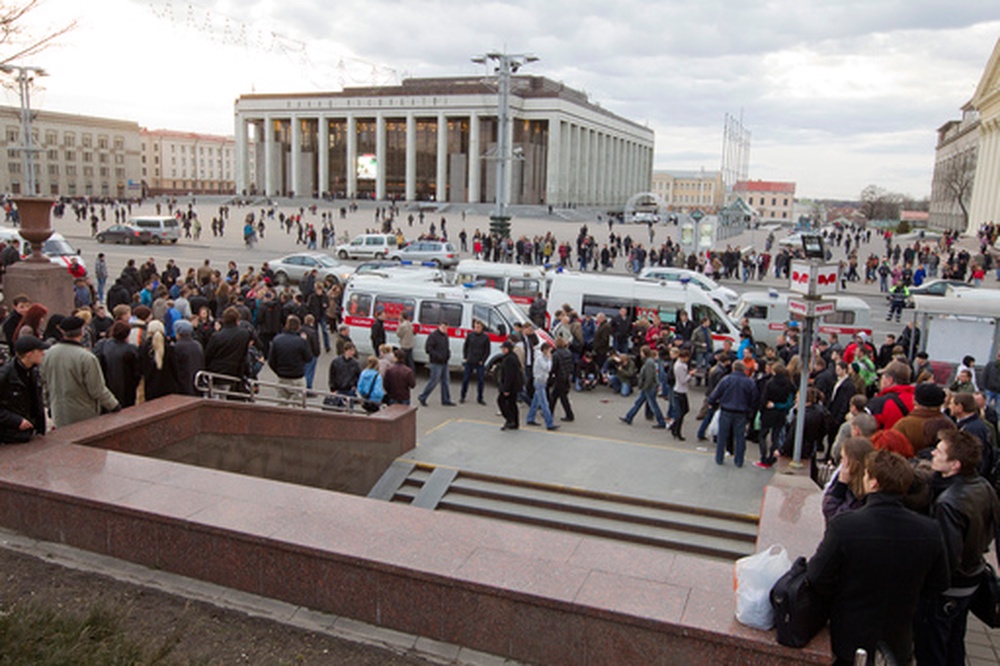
{"left": 651, "top": 424, "right": 666, "bottom": 429}
{"left": 525, "top": 421, "right": 540, "bottom": 426}
{"left": 546, "top": 425, "right": 560, "bottom": 431}
{"left": 618, "top": 417, "right": 631, "bottom": 425}
{"left": 418, "top": 397, "right": 428, "bottom": 407}
{"left": 753, "top": 461, "right": 772, "bottom": 469}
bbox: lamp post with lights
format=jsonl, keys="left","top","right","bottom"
{"left": 0, "top": 63, "right": 46, "bottom": 196}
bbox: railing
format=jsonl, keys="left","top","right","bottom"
{"left": 193, "top": 370, "right": 375, "bottom": 415}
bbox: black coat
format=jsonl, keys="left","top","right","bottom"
{"left": 0, "top": 358, "right": 45, "bottom": 441}
{"left": 425, "top": 330, "right": 450, "bottom": 365}
{"left": 138, "top": 340, "right": 179, "bottom": 400}
{"left": 807, "top": 493, "right": 949, "bottom": 663}
{"left": 96, "top": 338, "right": 140, "bottom": 408}
{"left": 172, "top": 337, "right": 205, "bottom": 395}
{"left": 204, "top": 323, "right": 251, "bottom": 378}
{"left": 498, "top": 351, "right": 523, "bottom": 394}
{"left": 268, "top": 331, "right": 312, "bottom": 379}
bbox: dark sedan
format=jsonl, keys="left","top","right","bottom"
{"left": 96, "top": 224, "right": 152, "bottom": 245}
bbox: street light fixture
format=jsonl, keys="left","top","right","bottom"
{"left": 1, "top": 63, "right": 47, "bottom": 196}
{"left": 471, "top": 51, "right": 538, "bottom": 238}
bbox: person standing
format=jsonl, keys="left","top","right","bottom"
{"left": 460, "top": 319, "right": 490, "bottom": 405}
{"left": 95, "top": 321, "right": 140, "bottom": 408}
{"left": 41, "top": 316, "right": 120, "bottom": 427}
{"left": 204, "top": 306, "right": 252, "bottom": 396}
{"left": 0, "top": 335, "right": 48, "bottom": 443}
{"left": 94, "top": 252, "right": 108, "bottom": 303}
{"left": 707, "top": 360, "right": 758, "bottom": 467}
{"left": 138, "top": 320, "right": 179, "bottom": 400}
{"left": 548, "top": 337, "right": 575, "bottom": 422}
{"left": 807, "top": 449, "right": 949, "bottom": 665}
{"left": 670, "top": 350, "right": 693, "bottom": 440}
{"left": 171, "top": 320, "right": 204, "bottom": 396}
{"left": 418, "top": 323, "right": 455, "bottom": 407}
{"left": 370, "top": 307, "right": 386, "bottom": 353}
{"left": 268, "top": 315, "right": 313, "bottom": 403}
{"left": 914, "top": 429, "right": 1000, "bottom": 665}
{"left": 328, "top": 342, "right": 361, "bottom": 397}
{"left": 619, "top": 346, "right": 667, "bottom": 429}
{"left": 306, "top": 282, "right": 331, "bottom": 353}
{"left": 396, "top": 311, "right": 415, "bottom": 370}
{"left": 497, "top": 340, "right": 523, "bottom": 431}
{"left": 525, "top": 342, "right": 558, "bottom": 430}
{"left": 384, "top": 349, "right": 416, "bottom": 405}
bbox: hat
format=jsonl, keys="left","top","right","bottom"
{"left": 914, "top": 382, "right": 946, "bottom": 408}
{"left": 856, "top": 332, "right": 867, "bottom": 341}
{"left": 174, "top": 320, "right": 194, "bottom": 337}
{"left": 59, "top": 315, "right": 86, "bottom": 336}
{"left": 878, "top": 360, "right": 912, "bottom": 384}
{"left": 13, "top": 335, "right": 49, "bottom": 355}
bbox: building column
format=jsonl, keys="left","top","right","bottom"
{"left": 234, "top": 114, "right": 248, "bottom": 195}
{"left": 263, "top": 115, "right": 275, "bottom": 197}
{"left": 544, "top": 115, "right": 561, "bottom": 206}
{"left": 375, "top": 113, "right": 386, "bottom": 200}
{"left": 468, "top": 114, "right": 481, "bottom": 203}
{"left": 580, "top": 127, "right": 590, "bottom": 206}
{"left": 571, "top": 124, "right": 582, "bottom": 205}
{"left": 290, "top": 116, "right": 301, "bottom": 197}
{"left": 969, "top": 119, "right": 995, "bottom": 233}
{"left": 984, "top": 122, "right": 1000, "bottom": 228}
{"left": 346, "top": 114, "right": 357, "bottom": 199}
{"left": 318, "top": 116, "right": 329, "bottom": 198}
{"left": 405, "top": 113, "right": 416, "bottom": 201}
{"left": 436, "top": 113, "right": 447, "bottom": 202}
{"left": 588, "top": 130, "right": 598, "bottom": 205}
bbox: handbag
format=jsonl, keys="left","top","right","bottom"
{"left": 770, "top": 555, "right": 829, "bottom": 647}
{"left": 970, "top": 563, "right": 1000, "bottom": 628}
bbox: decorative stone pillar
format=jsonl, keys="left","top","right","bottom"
{"left": 4, "top": 196, "right": 72, "bottom": 317}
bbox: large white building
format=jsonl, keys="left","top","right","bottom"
{"left": 233, "top": 76, "right": 655, "bottom": 205}
{"left": 0, "top": 105, "right": 141, "bottom": 198}
{"left": 650, "top": 169, "right": 724, "bottom": 213}
{"left": 140, "top": 129, "right": 248, "bottom": 197}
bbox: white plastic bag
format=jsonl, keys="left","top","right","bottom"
{"left": 734, "top": 544, "right": 792, "bottom": 630}
{"left": 708, "top": 408, "right": 721, "bottom": 437}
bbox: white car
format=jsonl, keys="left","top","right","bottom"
{"left": 335, "top": 233, "right": 398, "bottom": 260}
{"left": 637, "top": 267, "right": 739, "bottom": 311}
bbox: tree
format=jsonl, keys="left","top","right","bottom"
{"left": 858, "top": 185, "right": 902, "bottom": 222}
{"left": 0, "top": 1, "right": 75, "bottom": 65}
{"left": 939, "top": 150, "right": 976, "bottom": 231}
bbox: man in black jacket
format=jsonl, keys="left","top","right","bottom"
{"left": 548, "top": 337, "right": 575, "bottom": 422}
{"left": 328, "top": 342, "right": 361, "bottom": 396}
{"left": 808, "top": 449, "right": 949, "bottom": 665}
{"left": 460, "top": 319, "right": 490, "bottom": 405}
{"left": 497, "top": 340, "right": 523, "bottom": 430}
{"left": 417, "top": 322, "right": 454, "bottom": 407}
{"left": 268, "top": 315, "right": 313, "bottom": 403}
{"left": 256, "top": 288, "right": 283, "bottom": 359}
{"left": 204, "top": 306, "right": 252, "bottom": 396}
{"left": 915, "top": 430, "right": 1000, "bottom": 665}
{"left": 0, "top": 335, "right": 48, "bottom": 443}
{"left": 370, "top": 307, "right": 386, "bottom": 354}
{"left": 306, "top": 282, "right": 330, "bottom": 353}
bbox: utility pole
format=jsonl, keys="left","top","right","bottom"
{"left": 1, "top": 64, "right": 47, "bottom": 196}
{"left": 471, "top": 52, "right": 537, "bottom": 238}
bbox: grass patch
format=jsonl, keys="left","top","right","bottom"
{"left": 0, "top": 603, "right": 184, "bottom": 665}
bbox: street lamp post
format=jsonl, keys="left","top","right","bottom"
{"left": 0, "top": 64, "right": 46, "bottom": 196}
{"left": 471, "top": 51, "right": 537, "bottom": 238}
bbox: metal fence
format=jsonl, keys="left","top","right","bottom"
{"left": 193, "top": 370, "right": 376, "bottom": 415}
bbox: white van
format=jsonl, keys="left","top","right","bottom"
{"left": 546, "top": 272, "right": 740, "bottom": 343}
{"left": 637, "top": 267, "right": 739, "bottom": 311}
{"left": 342, "top": 277, "right": 541, "bottom": 369}
{"left": 731, "top": 290, "right": 872, "bottom": 348}
{"left": 336, "top": 233, "right": 398, "bottom": 260}
{"left": 455, "top": 260, "right": 548, "bottom": 312}
{"left": 0, "top": 229, "right": 87, "bottom": 273}
{"left": 130, "top": 215, "right": 180, "bottom": 244}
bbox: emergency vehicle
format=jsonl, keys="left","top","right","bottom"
{"left": 732, "top": 290, "right": 872, "bottom": 348}
{"left": 546, "top": 272, "right": 740, "bottom": 342}
{"left": 0, "top": 229, "right": 87, "bottom": 274}
{"left": 455, "top": 260, "right": 548, "bottom": 312}
{"left": 342, "top": 276, "right": 547, "bottom": 370}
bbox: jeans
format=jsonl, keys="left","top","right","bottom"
{"left": 608, "top": 375, "right": 632, "bottom": 396}
{"left": 419, "top": 363, "right": 451, "bottom": 404}
{"left": 757, "top": 421, "right": 785, "bottom": 464}
{"left": 318, "top": 319, "right": 331, "bottom": 352}
{"left": 526, "top": 380, "right": 555, "bottom": 428}
{"left": 460, "top": 362, "right": 485, "bottom": 402}
{"left": 697, "top": 405, "right": 717, "bottom": 439}
{"left": 304, "top": 357, "right": 317, "bottom": 389}
{"left": 986, "top": 390, "right": 1000, "bottom": 413}
{"left": 716, "top": 410, "right": 748, "bottom": 466}
{"left": 623, "top": 387, "right": 665, "bottom": 426}
{"left": 913, "top": 593, "right": 975, "bottom": 666}
{"left": 97, "top": 276, "right": 107, "bottom": 303}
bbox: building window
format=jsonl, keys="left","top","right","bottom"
{"left": 98, "top": 153, "right": 108, "bottom": 164}
{"left": 64, "top": 133, "right": 75, "bottom": 147}
{"left": 116, "top": 168, "right": 125, "bottom": 178}
{"left": 65, "top": 151, "right": 75, "bottom": 161}
{"left": 46, "top": 149, "right": 57, "bottom": 160}
{"left": 783, "top": 198, "right": 789, "bottom": 206}
{"left": 8, "top": 162, "right": 20, "bottom": 173}
{"left": 47, "top": 164, "right": 58, "bottom": 175}
{"left": 81, "top": 134, "right": 92, "bottom": 148}
{"left": 6, "top": 127, "right": 18, "bottom": 143}
{"left": 99, "top": 167, "right": 109, "bottom": 177}
{"left": 115, "top": 137, "right": 124, "bottom": 150}
{"left": 82, "top": 152, "right": 92, "bottom": 163}
{"left": 66, "top": 165, "right": 76, "bottom": 176}
{"left": 45, "top": 131, "right": 57, "bottom": 146}
{"left": 98, "top": 136, "right": 108, "bottom": 149}
{"left": 83, "top": 166, "right": 93, "bottom": 177}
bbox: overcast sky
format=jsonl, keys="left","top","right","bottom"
{"left": 9, "top": 0, "right": 1000, "bottom": 200}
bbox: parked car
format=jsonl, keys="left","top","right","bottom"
{"left": 905, "top": 278, "right": 974, "bottom": 307}
{"left": 335, "top": 233, "right": 398, "bottom": 260}
{"left": 129, "top": 216, "right": 181, "bottom": 244}
{"left": 268, "top": 252, "right": 348, "bottom": 286}
{"left": 96, "top": 223, "right": 152, "bottom": 245}
{"left": 390, "top": 240, "right": 459, "bottom": 267}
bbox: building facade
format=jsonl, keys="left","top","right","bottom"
{"left": 0, "top": 105, "right": 141, "bottom": 198}
{"left": 649, "top": 169, "right": 724, "bottom": 212}
{"left": 733, "top": 180, "right": 796, "bottom": 223}
{"left": 140, "top": 129, "right": 245, "bottom": 197}
{"left": 928, "top": 103, "right": 980, "bottom": 233}
{"left": 234, "top": 76, "right": 655, "bottom": 205}
{"left": 965, "top": 38, "right": 1000, "bottom": 234}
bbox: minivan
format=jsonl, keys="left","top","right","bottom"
{"left": 335, "top": 233, "right": 398, "bottom": 260}
{"left": 130, "top": 216, "right": 180, "bottom": 244}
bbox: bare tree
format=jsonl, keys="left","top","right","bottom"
{"left": 939, "top": 150, "right": 976, "bottom": 231}
{"left": 858, "top": 184, "right": 902, "bottom": 223}
{"left": 0, "top": 1, "right": 75, "bottom": 65}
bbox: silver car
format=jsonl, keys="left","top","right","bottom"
{"left": 269, "top": 252, "right": 347, "bottom": 286}
{"left": 389, "top": 240, "right": 459, "bottom": 268}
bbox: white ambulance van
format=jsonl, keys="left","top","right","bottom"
{"left": 342, "top": 276, "right": 544, "bottom": 369}
{"left": 731, "top": 290, "right": 872, "bottom": 348}
{"left": 454, "top": 260, "right": 548, "bottom": 312}
{"left": 546, "top": 272, "right": 740, "bottom": 343}
{"left": 0, "top": 229, "right": 87, "bottom": 273}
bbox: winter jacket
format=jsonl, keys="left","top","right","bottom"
{"left": 268, "top": 330, "right": 313, "bottom": 379}
{"left": 425, "top": 330, "right": 450, "bottom": 365}
{"left": 41, "top": 340, "right": 119, "bottom": 428}
{"left": 0, "top": 358, "right": 45, "bottom": 441}
{"left": 204, "top": 323, "right": 252, "bottom": 379}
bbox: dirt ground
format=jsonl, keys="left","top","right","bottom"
{"left": 0, "top": 546, "right": 435, "bottom": 665}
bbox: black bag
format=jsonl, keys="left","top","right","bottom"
{"left": 970, "top": 563, "right": 1000, "bottom": 628}
{"left": 770, "top": 556, "right": 829, "bottom": 648}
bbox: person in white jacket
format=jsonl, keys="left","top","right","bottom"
{"left": 525, "top": 342, "right": 559, "bottom": 430}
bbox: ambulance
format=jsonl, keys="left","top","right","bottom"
{"left": 342, "top": 276, "right": 547, "bottom": 369}
{"left": 731, "top": 290, "right": 872, "bottom": 348}
{"left": 0, "top": 229, "right": 87, "bottom": 274}
{"left": 546, "top": 272, "right": 740, "bottom": 342}
{"left": 454, "top": 259, "right": 548, "bottom": 312}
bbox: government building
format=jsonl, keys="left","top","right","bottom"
{"left": 233, "top": 76, "right": 655, "bottom": 206}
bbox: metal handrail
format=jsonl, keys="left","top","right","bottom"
{"left": 193, "top": 370, "right": 376, "bottom": 415}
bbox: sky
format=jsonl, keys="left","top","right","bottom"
{"left": 7, "top": 0, "right": 1000, "bottom": 201}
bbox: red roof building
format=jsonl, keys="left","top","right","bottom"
{"left": 733, "top": 179, "right": 796, "bottom": 222}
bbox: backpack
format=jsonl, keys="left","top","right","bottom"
{"left": 770, "top": 556, "right": 829, "bottom": 648}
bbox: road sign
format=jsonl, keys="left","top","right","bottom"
{"left": 789, "top": 261, "right": 838, "bottom": 296}
{"left": 690, "top": 209, "right": 704, "bottom": 222}
{"left": 789, "top": 298, "right": 837, "bottom": 318}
